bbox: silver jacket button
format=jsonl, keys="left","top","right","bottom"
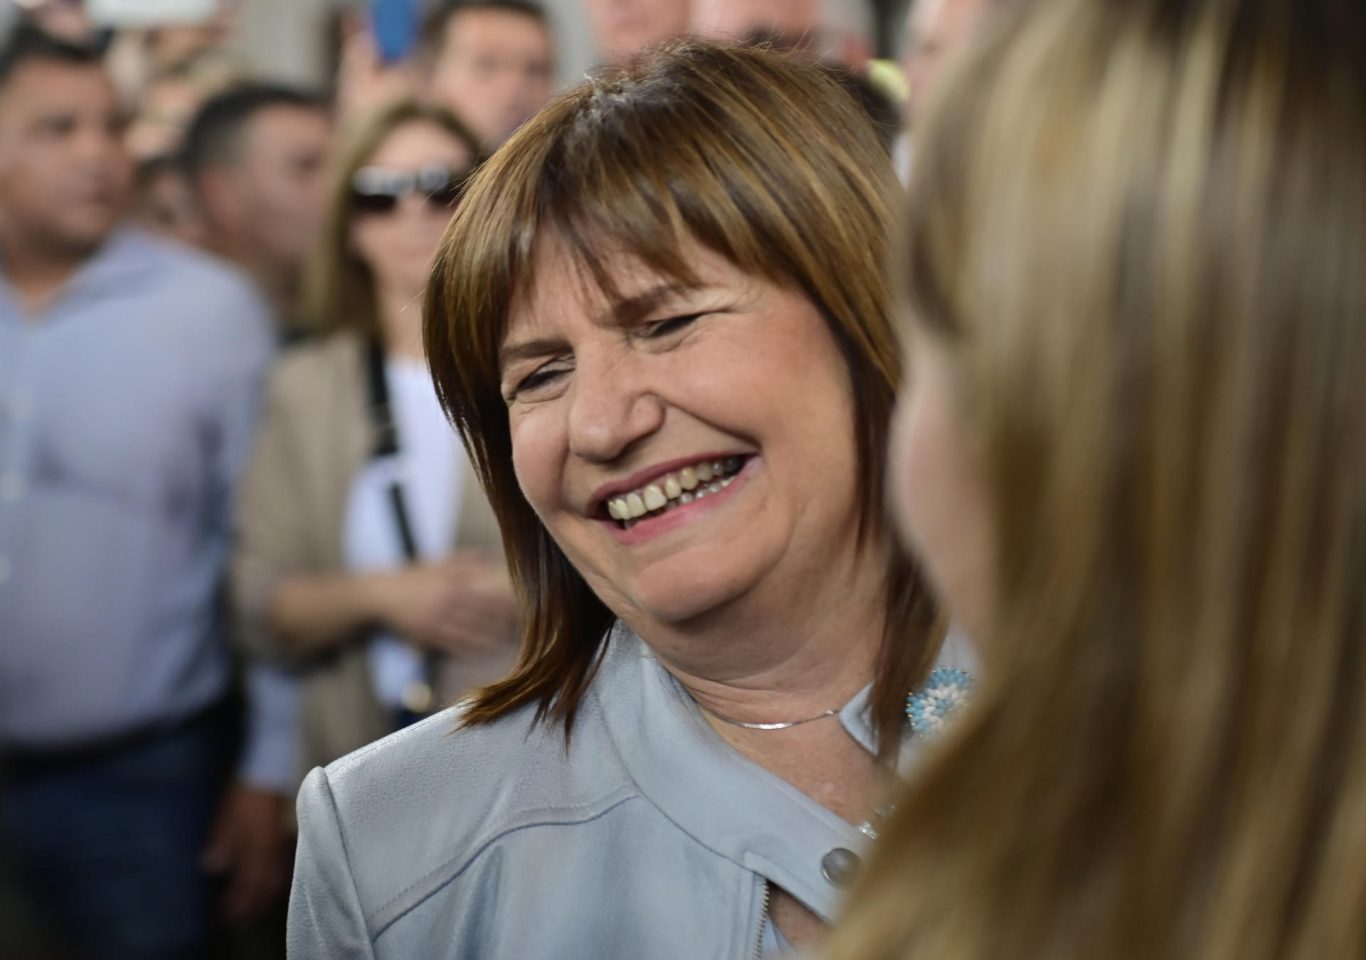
{"left": 820, "top": 847, "right": 861, "bottom": 887}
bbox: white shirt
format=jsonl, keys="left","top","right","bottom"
{"left": 342, "top": 355, "right": 464, "bottom": 710}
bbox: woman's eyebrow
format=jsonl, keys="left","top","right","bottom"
{"left": 499, "top": 336, "right": 567, "bottom": 371}
{"left": 610, "top": 281, "right": 699, "bottom": 325}
{"left": 499, "top": 282, "right": 704, "bottom": 370}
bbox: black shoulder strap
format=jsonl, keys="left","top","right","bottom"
{"left": 362, "top": 335, "right": 419, "bottom": 560}
{"left": 364, "top": 333, "right": 400, "bottom": 458}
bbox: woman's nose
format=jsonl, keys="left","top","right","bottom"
{"left": 566, "top": 350, "right": 665, "bottom": 464}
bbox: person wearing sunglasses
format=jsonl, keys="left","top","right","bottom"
{"left": 230, "top": 100, "right": 520, "bottom": 790}
{"left": 349, "top": 163, "right": 471, "bottom": 215}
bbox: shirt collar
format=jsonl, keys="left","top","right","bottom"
{"left": 591, "top": 622, "right": 972, "bottom": 922}
{"left": 0, "top": 225, "right": 161, "bottom": 322}
{"left": 61, "top": 226, "right": 161, "bottom": 298}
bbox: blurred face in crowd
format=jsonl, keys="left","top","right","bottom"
{"left": 500, "top": 238, "right": 866, "bottom": 632}
{"left": 28, "top": 0, "right": 94, "bottom": 44}
{"left": 429, "top": 8, "right": 554, "bottom": 149}
{"left": 902, "top": 0, "right": 993, "bottom": 125}
{"left": 204, "top": 103, "right": 332, "bottom": 271}
{"left": 348, "top": 119, "right": 474, "bottom": 301}
{"left": 689, "top": 0, "right": 821, "bottom": 46}
{"left": 0, "top": 57, "right": 131, "bottom": 256}
{"left": 889, "top": 327, "right": 993, "bottom": 641}
{"left": 582, "top": 0, "right": 689, "bottom": 64}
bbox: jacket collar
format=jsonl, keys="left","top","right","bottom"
{"left": 592, "top": 623, "right": 973, "bottom": 922}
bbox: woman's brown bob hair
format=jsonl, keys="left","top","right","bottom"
{"left": 425, "top": 40, "right": 941, "bottom": 748}
{"left": 303, "top": 99, "right": 482, "bottom": 337}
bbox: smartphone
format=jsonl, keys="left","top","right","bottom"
{"left": 371, "top": 0, "right": 421, "bottom": 64}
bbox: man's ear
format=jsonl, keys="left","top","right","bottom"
{"left": 195, "top": 166, "right": 243, "bottom": 234}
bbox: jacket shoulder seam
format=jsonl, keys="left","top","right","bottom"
{"left": 368, "top": 785, "right": 640, "bottom": 938}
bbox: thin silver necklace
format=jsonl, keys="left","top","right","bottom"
{"left": 703, "top": 705, "right": 841, "bottom": 731}
{"left": 701, "top": 698, "right": 894, "bottom": 839}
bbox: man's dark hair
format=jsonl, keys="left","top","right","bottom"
{"left": 181, "top": 83, "right": 327, "bottom": 183}
{"left": 0, "top": 21, "right": 104, "bottom": 91}
{"left": 420, "top": 0, "right": 549, "bottom": 58}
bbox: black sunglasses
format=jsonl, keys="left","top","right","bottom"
{"left": 349, "top": 164, "right": 471, "bottom": 215}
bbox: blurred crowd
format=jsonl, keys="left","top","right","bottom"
{"left": 10, "top": 1, "right": 1350, "bottom": 960}
{"left": 0, "top": 1, "right": 990, "bottom": 958}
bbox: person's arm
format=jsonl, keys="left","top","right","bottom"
{"left": 205, "top": 279, "right": 295, "bottom": 924}
{"left": 234, "top": 661, "right": 301, "bottom": 794}
{"left": 264, "top": 569, "right": 392, "bottom": 655}
{"left": 268, "top": 555, "right": 516, "bottom": 657}
{"left": 203, "top": 664, "right": 298, "bottom": 924}
{"left": 289, "top": 768, "right": 377, "bottom": 960}
{"left": 234, "top": 357, "right": 513, "bottom": 659}
{"left": 231, "top": 354, "right": 329, "bottom": 662}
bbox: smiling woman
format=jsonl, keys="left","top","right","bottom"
{"left": 287, "top": 40, "right": 964, "bottom": 958}
{"left": 499, "top": 240, "right": 871, "bottom": 638}
{"left": 428, "top": 41, "right": 933, "bottom": 749}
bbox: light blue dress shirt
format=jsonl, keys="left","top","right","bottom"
{"left": 0, "top": 226, "right": 296, "bottom": 788}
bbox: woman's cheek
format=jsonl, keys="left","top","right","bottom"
{"left": 889, "top": 343, "right": 992, "bottom": 639}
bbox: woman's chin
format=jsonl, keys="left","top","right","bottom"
{"left": 608, "top": 561, "right": 772, "bottom": 634}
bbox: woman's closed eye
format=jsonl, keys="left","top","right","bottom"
{"left": 503, "top": 313, "right": 710, "bottom": 402}
{"left": 506, "top": 360, "right": 572, "bottom": 402}
{"left": 640, "top": 313, "right": 702, "bottom": 341}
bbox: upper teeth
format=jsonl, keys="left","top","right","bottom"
{"left": 606, "top": 458, "right": 743, "bottom": 523}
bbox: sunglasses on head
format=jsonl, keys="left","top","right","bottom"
{"left": 349, "top": 164, "right": 471, "bottom": 215}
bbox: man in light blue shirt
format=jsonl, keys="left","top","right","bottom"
{"left": 0, "top": 22, "right": 297, "bottom": 957}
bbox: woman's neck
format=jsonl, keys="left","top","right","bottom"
{"left": 638, "top": 537, "right": 894, "bottom": 950}
{"left": 376, "top": 282, "right": 426, "bottom": 362}
{"left": 641, "top": 536, "right": 889, "bottom": 732}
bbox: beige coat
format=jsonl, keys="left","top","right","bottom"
{"left": 232, "top": 331, "right": 515, "bottom": 784}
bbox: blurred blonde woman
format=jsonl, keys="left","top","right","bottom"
{"left": 232, "top": 101, "right": 519, "bottom": 781}
{"left": 827, "top": 0, "right": 1366, "bottom": 957}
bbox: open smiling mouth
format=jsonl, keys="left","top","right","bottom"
{"left": 603, "top": 456, "right": 748, "bottom": 530}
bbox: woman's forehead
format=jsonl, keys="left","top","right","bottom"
{"left": 503, "top": 231, "right": 736, "bottom": 339}
{"left": 367, "top": 119, "right": 470, "bottom": 166}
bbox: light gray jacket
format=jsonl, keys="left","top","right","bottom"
{"left": 289, "top": 625, "right": 971, "bottom": 958}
